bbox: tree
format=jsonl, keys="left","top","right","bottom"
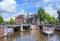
{"left": 49, "top": 16, "right": 57, "bottom": 23}
{"left": 9, "top": 18, "right": 15, "bottom": 24}
{"left": 0, "top": 13, "right": 4, "bottom": 25}
{"left": 36, "top": 8, "right": 58, "bottom": 24}
{"left": 36, "top": 8, "right": 46, "bottom": 22}
{"left": 42, "top": 12, "right": 58, "bottom": 24}
{"left": 44, "top": 13, "right": 50, "bottom": 23}
{"left": 44, "top": 13, "right": 57, "bottom": 23}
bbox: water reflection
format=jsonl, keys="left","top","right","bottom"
{"left": 0, "top": 28, "right": 60, "bottom": 41}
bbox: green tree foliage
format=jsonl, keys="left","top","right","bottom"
{"left": 36, "top": 8, "right": 46, "bottom": 21}
{"left": 0, "top": 13, "right": 4, "bottom": 24}
{"left": 9, "top": 18, "right": 15, "bottom": 24}
{"left": 0, "top": 8, "right": 57, "bottom": 25}
{"left": 44, "top": 13, "right": 50, "bottom": 23}
{"left": 36, "top": 8, "right": 57, "bottom": 24}
{"left": 49, "top": 16, "right": 57, "bottom": 23}
{"left": 45, "top": 13, "right": 57, "bottom": 23}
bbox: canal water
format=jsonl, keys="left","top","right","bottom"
{"left": 0, "top": 28, "right": 60, "bottom": 41}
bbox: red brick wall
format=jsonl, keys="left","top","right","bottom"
{"left": 0, "top": 28, "right": 4, "bottom": 37}
{"left": 15, "top": 18, "right": 23, "bottom": 24}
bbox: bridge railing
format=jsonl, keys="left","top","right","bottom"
{"left": 0, "top": 23, "right": 32, "bottom": 27}
{"left": 0, "top": 23, "right": 60, "bottom": 28}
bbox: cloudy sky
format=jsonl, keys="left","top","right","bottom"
{"left": 0, "top": 0, "right": 60, "bottom": 21}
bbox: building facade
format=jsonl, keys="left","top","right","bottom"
{"left": 15, "top": 15, "right": 24, "bottom": 24}
{"left": 26, "top": 13, "right": 37, "bottom": 24}
{"left": 15, "top": 13, "right": 37, "bottom": 24}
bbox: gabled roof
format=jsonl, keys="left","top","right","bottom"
{"left": 16, "top": 15, "right": 24, "bottom": 19}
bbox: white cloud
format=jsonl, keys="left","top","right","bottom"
{"left": 56, "top": 3, "right": 60, "bottom": 9}
{"left": 10, "top": 9, "right": 34, "bottom": 20}
{"left": 2, "top": 13, "right": 16, "bottom": 21}
{"left": 18, "top": 9, "right": 25, "bottom": 15}
{"left": 44, "top": 6, "right": 58, "bottom": 18}
{"left": 1, "top": 13, "right": 12, "bottom": 21}
{"left": 10, "top": 9, "right": 26, "bottom": 20}
{"left": 36, "top": 0, "right": 51, "bottom": 5}
{"left": 42, "top": 0, "right": 59, "bottom": 4}
{"left": 36, "top": 2, "right": 40, "bottom": 7}
{"left": 36, "top": 0, "right": 52, "bottom": 7}
{"left": 36, "top": 0, "right": 60, "bottom": 18}
{"left": 36, "top": 0, "right": 60, "bottom": 7}
{"left": 36, "top": 1, "right": 44, "bottom": 7}
{"left": 1, "top": 9, "right": 26, "bottom": 21}
{"left": 0, "top": 0, "right": 17, "bottom": 13}
{"left": 0, "top": 0, "right": 17, "bottom": 21}
{"left": 43, "top": 0, "right": 51, "bottom": 3}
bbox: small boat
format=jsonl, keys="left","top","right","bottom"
{"left": 43, "top": 26, "right": 55, "bottom": 35}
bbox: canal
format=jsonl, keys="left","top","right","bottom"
{"left": 0, "top": 28, "right": 60, "bottom": 41}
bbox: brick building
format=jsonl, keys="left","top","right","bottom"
{"left": 15, "top": 15, "right": 24, "bottom": 24}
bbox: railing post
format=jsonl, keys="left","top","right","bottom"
{"left": 14, "top": 23, "right": 16, "bottom": 27}
{"left": 21, "top": 23, "right": 24, "bottom": 31}
{"left": 1, "top": 23, "right": 2, "bottom": 27}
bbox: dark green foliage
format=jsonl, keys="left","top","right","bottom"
{"left": 0, "top": 13, "right": 4, "bottom": 24}
{"left": 9, "top": 18, "right": 15, "bottom": 24}
{"left": 37, "top": 8, "right": 46, "bottom": 21}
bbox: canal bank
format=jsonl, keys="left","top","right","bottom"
{"left": 0, "top": 27, "right": 7, "bottom": 37}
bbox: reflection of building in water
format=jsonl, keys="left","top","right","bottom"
{"left": 21, "top": 30, "right": 30, "bottom": 36}
{"left": 0, "top": 37, "right": 9, "bottom": 41}
{"left": 30, "top": 30, "right": 47, "bottom": 41}
{"left": 8, "top": 31, "right": 21, "bottom": 41}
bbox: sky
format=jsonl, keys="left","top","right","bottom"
{"left": 0, "top": 0, "right": 60, "bottom": 21}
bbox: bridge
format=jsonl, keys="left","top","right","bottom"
{"left": 0, "top": 23, "right": 60, "bottom": 31}
{"left": 0, "top": 23, "right": 60, "bottom": 27}
{"left": 0, "top": 24, "right": 32, "bottom": 31}
{"left": 0, "top": 24, "right": 31, "bottom": 27}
